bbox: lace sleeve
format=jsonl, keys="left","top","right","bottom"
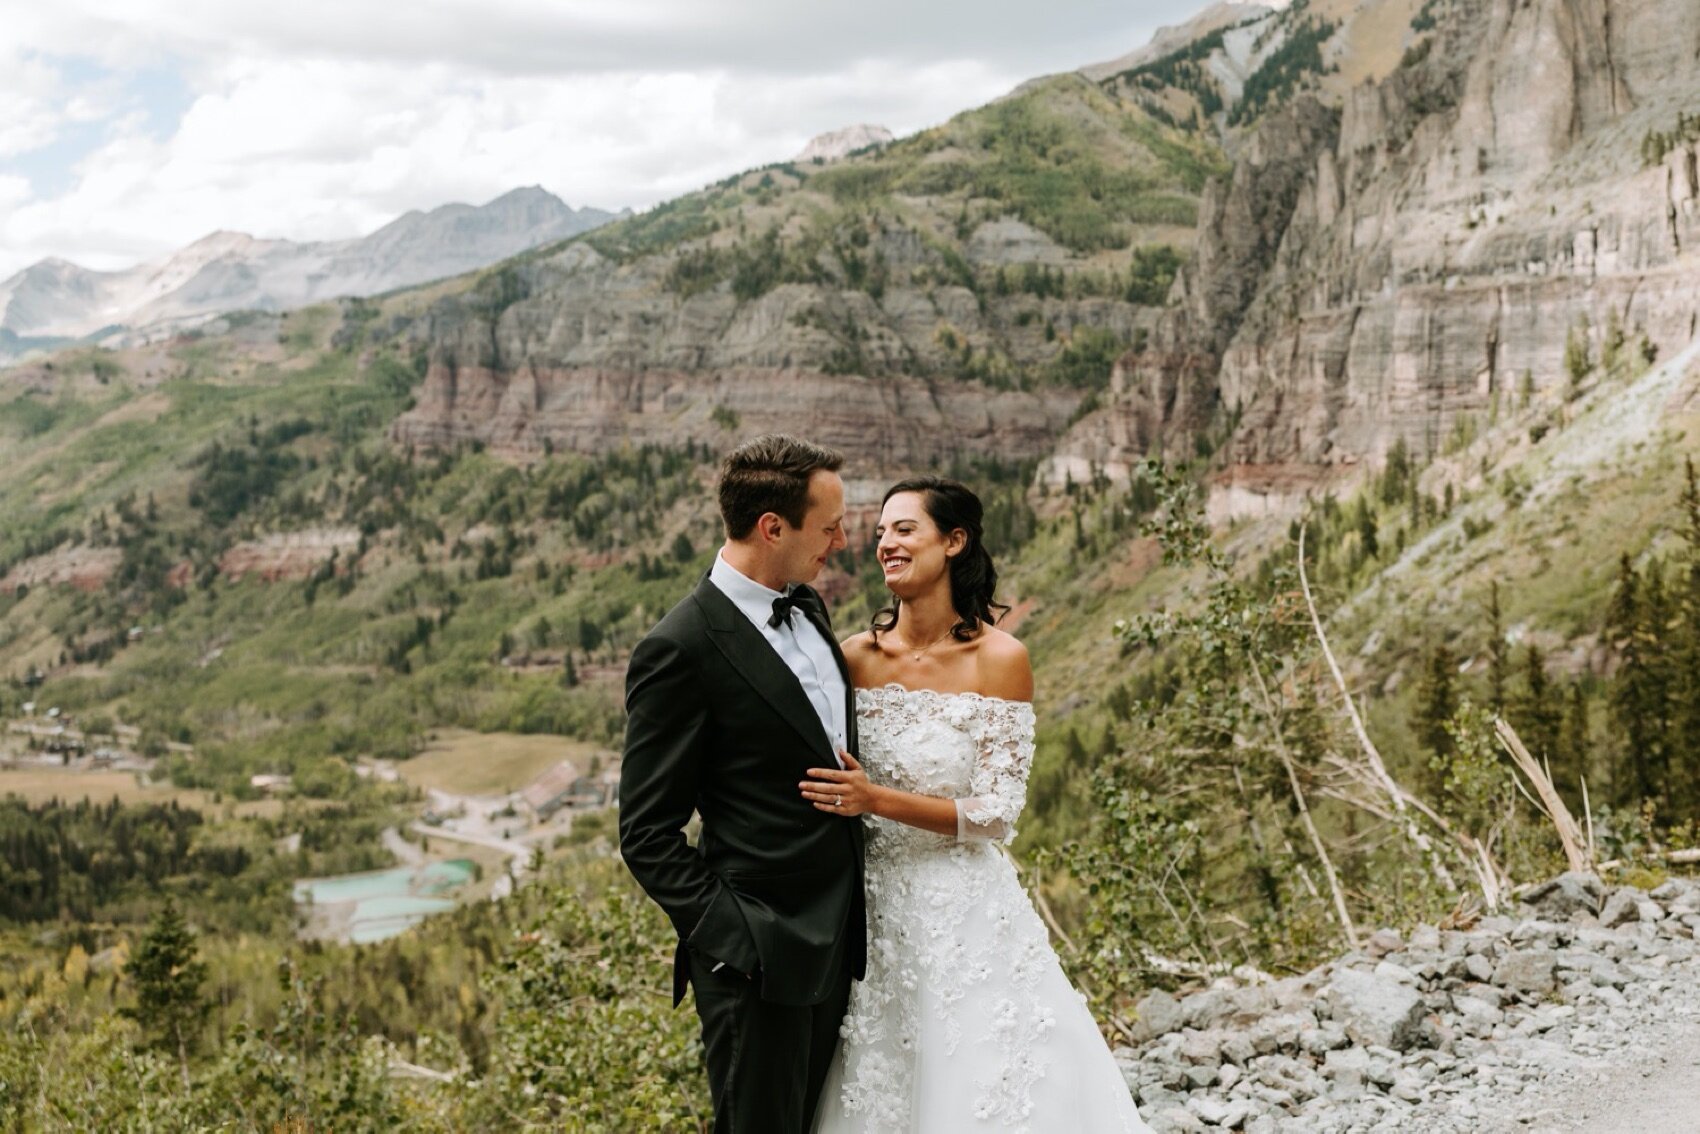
{"left": 954, "top": 698, "right": 1036, "bottom": 844}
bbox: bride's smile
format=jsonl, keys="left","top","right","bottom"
{"left": 875, "top": 491, "right": 965, "bottom": 599}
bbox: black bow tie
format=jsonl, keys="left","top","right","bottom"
{"left": 769, "top": 587, "right": 827, "bottom": 630}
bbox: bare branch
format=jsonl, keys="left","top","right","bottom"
{"left": 1297, "top": 525, "right": 1401, "bottom": 801}
{"left": 1245, "top": 657, "right": 1358, "bottom": 949}
{"left": 1297, "top": 524, "right": 1467, "bottom": 897}
{"left": 1495, "top": 717, "right": 1590, "bottom": 874}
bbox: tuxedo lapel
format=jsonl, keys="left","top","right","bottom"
{"left": 692, "top": 576, "right": 837, "bottom": 763}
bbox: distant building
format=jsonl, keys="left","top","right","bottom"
{"left": 522, "top": 760, "right": 612, "bottom": 820}
{"left": 249, "top": 773, "right": 293, "bottom": 794}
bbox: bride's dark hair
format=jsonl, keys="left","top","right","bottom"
{"left": 871, "top": 477, "right": 1009, "bottom": 641}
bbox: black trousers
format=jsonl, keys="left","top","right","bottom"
{"left": 689, "top": 951, "right": 852, "bottom": 1134}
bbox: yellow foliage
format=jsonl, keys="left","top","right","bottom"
{"left": 62, "top": 944, "right": 89, "bottom": 987}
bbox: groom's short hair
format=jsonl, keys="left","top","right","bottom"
{"left": 718, "top": 434, "right": 845, "bottom": 539}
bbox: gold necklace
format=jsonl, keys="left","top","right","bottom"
{"left": 894, "top": 625, "right": 955, "bottom": 661}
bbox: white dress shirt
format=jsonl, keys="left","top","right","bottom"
{"left": 709, "top": 551, "right": 848, "bottom": 766}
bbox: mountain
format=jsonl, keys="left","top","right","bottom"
{"left": 6, "top": 0, "right": 1695, "bottom": 789}
{"left": 384, "top": 74, "right": 1222, "bottom": 467}
{"left": 795, "top": 124, "right": 895, "bottom": 163}
{"left": 1054, "top": 0, "right": 1700, "bottom": 513}
{"left": 0, "top": 187, "right": 624, "bottom": 359}
{"left": 7, "top": 0, "right": 1696, "bottom": 697}
{"left": 1077, "top": 1, "right": 1274, "bottom": 82}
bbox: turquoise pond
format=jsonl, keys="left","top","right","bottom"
{"left": 294, "top": 859, "right": 476, "bottom": 942}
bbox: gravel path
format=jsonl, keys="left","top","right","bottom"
{"left": 1503, "top": 997, "right": 1700, "bottom": 1134}
{"left": 381, "top": 825, "right": 426, "bottom": 866}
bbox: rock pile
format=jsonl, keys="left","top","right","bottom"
{"left": 1114, "top": 873, "right": 1700, "bottom": 1132}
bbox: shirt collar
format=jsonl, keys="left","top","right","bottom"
{"left": 710, "top": 550, "right": 786, "bottom": 628}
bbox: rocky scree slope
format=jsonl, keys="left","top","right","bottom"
{"left": 1115, "top": 872, "right": 1700, "bottom": 1132}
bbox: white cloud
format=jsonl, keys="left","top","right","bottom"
{"left": 0, "top": 50, "right": 124, "bottom": 160}
{"left": 0, "top": 176, "right": 30, "bottom": 210}
{"left": 0, "top": 0, "right": 1215, "bottom": 279}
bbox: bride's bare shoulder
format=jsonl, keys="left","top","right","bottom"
{"left": 840, "top": 629, "right": 880, "bottom": 657}
{"left": 840, "top": 629, "right": 884, "bottom": 684}
{"left": 974, "top": 626, "right": 1032, "bottom": 702}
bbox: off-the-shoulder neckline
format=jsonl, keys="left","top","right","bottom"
{"left": 857, "top": 682, "right": 1034, "bottom": 709}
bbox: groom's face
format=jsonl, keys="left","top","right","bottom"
{"left": 776, "top": 470, "right": 848, "bottom": 586}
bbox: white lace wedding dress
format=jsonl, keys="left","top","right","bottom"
{"left": 813, "top": 685, "right": 1151, "bottom": 1133}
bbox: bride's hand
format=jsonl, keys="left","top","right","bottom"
{"left": 800, "top": 752, "right": 876, "bottom": 817}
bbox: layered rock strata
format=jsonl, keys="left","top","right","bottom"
{"left": 391, "top": 237, "right": 1142, "bottom": 468}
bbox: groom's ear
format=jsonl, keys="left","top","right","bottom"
{"left": 756, "top": 511, "right": 787, "bottom": 544}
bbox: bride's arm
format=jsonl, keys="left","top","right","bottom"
{"left": 951, "top": 636, "right": 1036, "bottom": 843}
{"left": 798, "top": 726, "right": 1033, "bottom": 842}
{"left": 800, "top": 635, "right": 1036, "bottom": 841}
{"left": 799, "top": 752, "right": 960, "bottom": 835}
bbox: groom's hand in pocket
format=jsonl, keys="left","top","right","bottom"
{"left": 692, "top": 947, "right": 754, "bottom": 982}
{"left": 800, "top": 751, "right": 877, "bottom": 817}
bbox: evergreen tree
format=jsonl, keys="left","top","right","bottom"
{"left": 1640, "top": 568, "right": 1675, "bottom": 808}
{"left": 1412, "top": 643, "right": 1458, "bottom": 796}
{"left": 1484, "top": 582, "right": 1509, "bottom": 716}
{"left": 578, "top": 616, "right": 604, "bottom": 654}
{"left": 1674, "top": 457, "right": 1700, "bottom": 820}
{"left": 1605, "top": 554, "right": 1652, "bottom": 806}
{"left": 1512, "top": 644, "right": 1563, "bottom": 773}
{"left": 1602, "top": 305, "right": 1626, "bottom": 373}
{"left": 1563, "top": 316, "right": 1592, "bottom": 397}
{"left": 1354, "top": 498, "right": 1379, "bottom": 561}
{"left": 1557, "top": 683, "right": 1591, "bottom": 810}
{"left": 122, "top": 898, "right": 208, "bottom": 1085}
{"left": 1380, "top": 436, "right": 1411, "bottom": 505}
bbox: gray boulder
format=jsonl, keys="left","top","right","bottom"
{"left": 1324, "top": 968, "right": 1429, "bottom": 1052}
{"left": 1134, "top": 989, "right": 1186, "bottom": 1041}
{"left": 1600, "top": 888, "right": 1643, "bottom": 928}
{"left": 1519, "top": 872, "right": 1604, "bottom": 919}
{"left": 1492, "top": 949, "right": 1559, "bottom": 996}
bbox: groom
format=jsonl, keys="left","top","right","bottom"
{"left": 620, "top": 434, "right": 865, "bottom": 1133}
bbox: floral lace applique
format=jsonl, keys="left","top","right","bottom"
{"left": 835, "top": 685, "right": 1053, "bottom": 1131}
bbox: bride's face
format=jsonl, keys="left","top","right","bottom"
{"left": 876, "top": 491, "right": 965, "bottom": 598}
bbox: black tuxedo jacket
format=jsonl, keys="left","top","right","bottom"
{"left": 619, "top": 574, "right": 866, "bottom": 1007}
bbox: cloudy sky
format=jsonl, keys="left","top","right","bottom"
{"left": 0, "top": 0, "right": 1227, "bottom": 280}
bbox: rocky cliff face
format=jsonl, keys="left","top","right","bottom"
{"left": 1078, "top": 2, "right": 1271, "bottom": 83}
{"left": 1050, "top": 0, "right": 1700, "bottom": 509}
{"left": 384, "top": 0, "right": 1700, "bottom": 496}
{"left": 391, "top": 237, "right": 1101, "bottom": 467}
{"left": 375, "top": 63, "right": 1237, "bottom": 473}
{"left": 1045, "top": 93, "right": 1342, "bottom": 486}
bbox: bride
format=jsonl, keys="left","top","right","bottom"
{"left": 801, "top": 477, "right": 1151, "bottom": 1133}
